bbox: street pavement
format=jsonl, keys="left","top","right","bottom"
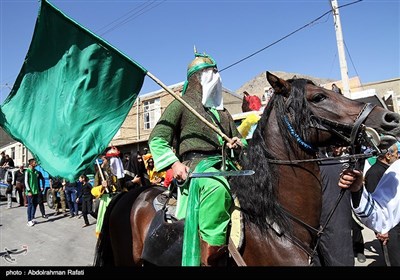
{"left": 0, "top": 199, "right": 97, "bottom": 267}
{"left": 354, "top": 225, "right": 386, "bottom": 266}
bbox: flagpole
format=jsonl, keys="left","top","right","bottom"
{"left": 146, "top": 71, "right": 233, "bottom": 144}
{"left": 96, "top": 159, "right": 109, "bottom": 193}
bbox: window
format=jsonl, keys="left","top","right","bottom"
{"left": 22, "top": 147, "right": 26, "bottom": 165}
{"left": 11, "top": 147, "right": 15, "bottom": 159}
{"left": 143, "top": 98, "right": 161, "bottom": 130}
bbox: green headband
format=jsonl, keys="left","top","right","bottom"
{"left": 182, "top": 52, "right": 217, "bottom": 95}
{"left": 186, "top": 52, "right": 217, "bottom": 78}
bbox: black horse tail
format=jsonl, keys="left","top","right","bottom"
{"left": 93, "top": 191, "right": 126, "bottom": 266}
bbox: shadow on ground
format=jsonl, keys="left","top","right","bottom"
{"left": 364, "top": 239, "right": 386, "bottom": 266}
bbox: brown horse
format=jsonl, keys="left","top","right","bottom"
{"left": 94, "top": 72, "right": 400, "bottom": 266}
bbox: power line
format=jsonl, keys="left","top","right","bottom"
{"left": 95, "top": 1, "right": 151, "bottom": 34}
{"left": 97, "top": 0, "right": 166, "bottom": 36}
{"left": 344, "top": 41, "right": 361, "bottom": 82}
{"left": 0, "top": 83, "right": 12, "bottom": 90}
{"left": 220, "top": 0, "right": 363, "bottom": 73}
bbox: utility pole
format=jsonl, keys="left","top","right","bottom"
{"left": 331, "top": 0, "right": 351, "bottom": 98}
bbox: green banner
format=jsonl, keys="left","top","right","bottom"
{"left": 0, "top": 0, "right": 147, "bottom": 180}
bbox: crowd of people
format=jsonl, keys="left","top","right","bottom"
{"left": 4, "top": 159, "right": 97, "bottom": 230}
{"left": 3, "top": 143, "right": 168, "bottom": 241}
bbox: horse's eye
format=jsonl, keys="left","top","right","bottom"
{"left": 311, "top": 94, "right": 326, "bottom": 103}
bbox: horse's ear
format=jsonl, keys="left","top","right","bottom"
{"left": 266, "top": 71, "right": 291, "bottom": 97}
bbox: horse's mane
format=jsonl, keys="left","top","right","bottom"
{"left": 231, "top": 78, "right": 317, "bottom": 235}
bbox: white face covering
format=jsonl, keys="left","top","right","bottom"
{"left": 200, "top": 68, "right": 223, "bottom": 110}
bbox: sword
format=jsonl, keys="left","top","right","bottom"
{"left": 189, "top": 170, "right": 255, "bottom": 178}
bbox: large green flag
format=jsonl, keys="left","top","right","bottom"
{"left": 0, "top": 0, "right": 147, "bottom": 181}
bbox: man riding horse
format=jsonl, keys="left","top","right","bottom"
{"left": 148, "top": 51, "right": 247, "bottom": 266}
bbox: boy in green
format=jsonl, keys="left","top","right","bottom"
{"left": 149, "top": 52, "right": 247, "bottom": 266}
{"left": 25, "top": 158, "right": 40, "bottom": 227}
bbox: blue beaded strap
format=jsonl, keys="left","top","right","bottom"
{"left": 284, "top": 116, "right": 317, "bottom": 153}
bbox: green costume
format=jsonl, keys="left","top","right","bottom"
{"left": 149, "top": 52, "right": 247, "bottom": 266}
{"left": 25, "top": 168, "right": 40, "bottom": 195}
{"left": 93, "top": 160, "right": 118, "bottom": 238}
{"left": 95, "top": 193, "right": 113, "bottom": 238}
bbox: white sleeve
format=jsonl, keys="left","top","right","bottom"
{"left": 109, "top": 157, "right": 125, "bottom": 179}
{"left": 352, "top": 160, "right": 400, "bottom": 234}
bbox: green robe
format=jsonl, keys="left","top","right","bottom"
{"left": 149, "top": 87, "right": 247, "bottom": 266}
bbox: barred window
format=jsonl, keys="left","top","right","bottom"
{"left": 143, "top": 98, "right": 161, "bottom": 130}
{"left": 11, "top": 147, "right": 15, "bottom": 159}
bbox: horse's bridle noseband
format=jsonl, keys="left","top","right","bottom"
{"left": 318, "top": 103, "right": 377, "bottom": 149}
{"left": 267, "top": 103, "right": 377, "bottom": 165}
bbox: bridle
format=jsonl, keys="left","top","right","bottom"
{"left": 266, "top": 103, "right": 377, "bottom": 165}
{"left": 260, "top": 102, "right": 377, "bottom": 264}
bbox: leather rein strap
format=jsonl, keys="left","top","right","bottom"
{"left": 228, "top": 237, "right": 247, "bottom": 266}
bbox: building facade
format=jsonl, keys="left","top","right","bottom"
{"left": 322, "top": 77, "right": 399, "bottom": 113}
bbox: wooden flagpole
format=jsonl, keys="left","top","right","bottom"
{"left": 146, "top": 71, "right": 233, "bottom": 145}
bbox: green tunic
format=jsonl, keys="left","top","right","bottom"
{"left": 25, "top": 168, "right": 40, "bottom": 195}
{"left": 149, "top": 88, "right": 247, "bottom": 266}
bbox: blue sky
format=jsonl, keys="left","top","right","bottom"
{"left": 0, "top": 0, "right": 399, "bottom": 104}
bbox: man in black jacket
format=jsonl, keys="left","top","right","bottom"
{"left": 314, "top": 146, "right": 354, "bottom": 266}
{"left": 14, "top": 165, "right": 26, "bottom": 206}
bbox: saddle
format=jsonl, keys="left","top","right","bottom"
{"left": 141, "top": 191, "right": 245, "bottom": 266}
{"left": 141, "top": 210, "right": 184, "bottom": 266}
{"left": 152, "top": 189, "right": 178, "bottom": 222}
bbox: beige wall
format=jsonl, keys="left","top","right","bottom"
{"left": 322, "top": 77, "right": 399, "bottom": 113}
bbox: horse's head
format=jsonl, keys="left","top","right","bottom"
{"left": 232, "top": 72, "right": 399, "bottom": 264}
{"left": 266, "top": 71, "right": 400, "bottom": 152}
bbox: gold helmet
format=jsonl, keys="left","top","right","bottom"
{"left": 186, "top": 52, "right": 217, "bottom": 79}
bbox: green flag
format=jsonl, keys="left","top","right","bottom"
{"left": 0, "top": 0, "right": 147, "bottom": 181}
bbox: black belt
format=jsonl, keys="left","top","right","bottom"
{"left": 182, "top": 151, "right": 221, "bottom": 161}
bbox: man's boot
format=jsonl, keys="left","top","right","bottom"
{"left": 200, "top": 238, "right": 228, "bottom": 266}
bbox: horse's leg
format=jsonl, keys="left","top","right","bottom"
{"left": 131, "top": 187, "right": 164, "bottom": 265}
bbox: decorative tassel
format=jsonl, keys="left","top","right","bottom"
{"left": 238, "top": 113, "right": 261, "bottom": 138}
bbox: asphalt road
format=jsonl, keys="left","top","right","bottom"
{"left": 355, "top": 226, "right": 386, "bottom": 267}
{"left": 0, "top": 199, "right": 97, "bottom": 267}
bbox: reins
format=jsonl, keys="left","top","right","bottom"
{"left": 266, "top": 151, "right": 381, "bottom": 165}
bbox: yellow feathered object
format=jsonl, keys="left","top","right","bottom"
{"left": 237, "top": 113, "right": 261, "bottom": 138}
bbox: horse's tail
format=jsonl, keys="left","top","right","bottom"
{"left": 93, "top": 191, "right": 126, "bottom": 266}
